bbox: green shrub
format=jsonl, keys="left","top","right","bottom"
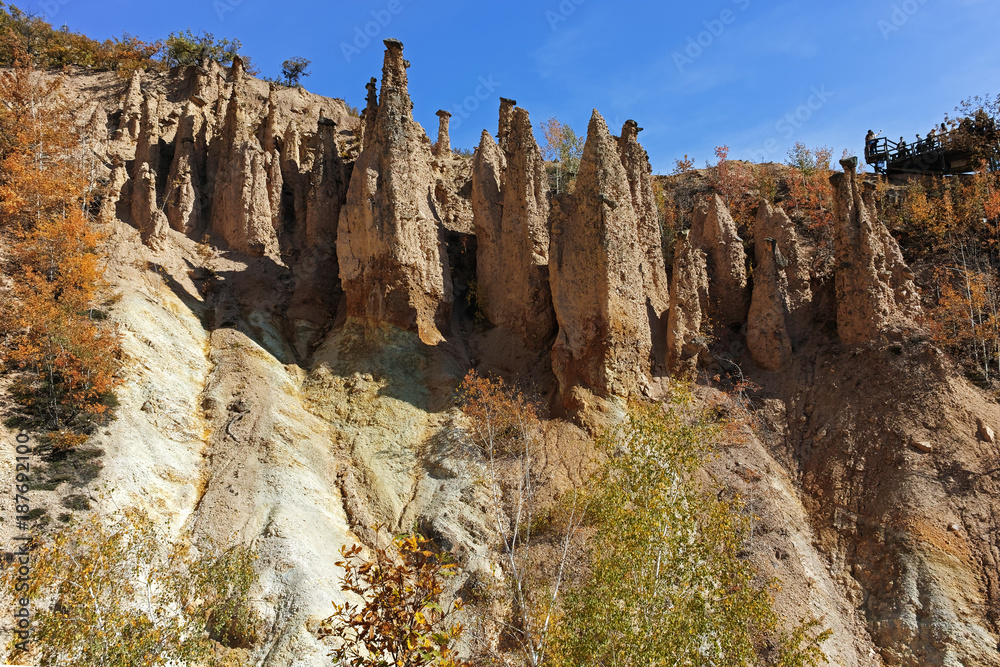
{"left": 550, "top": 395, "right": 830, "bottom": 666}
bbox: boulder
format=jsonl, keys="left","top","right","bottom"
{"left": 337, "top": 39, "right": 452, "bottom": 344}
{"left": 550, "top": 110, "right": 651, "bottom": 403}
{"left": 977, "top": 417, "right": 995, "bottom": 444}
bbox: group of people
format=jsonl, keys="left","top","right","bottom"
{"left": 865, "top": 124, "right": 949, "bottom": 161}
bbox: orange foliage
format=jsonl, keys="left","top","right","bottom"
{"left": 784, "top": 145, "right": 835, "bottom": 233}
{"left": 672, "top": 154, "right": 694, "bottom": 174}
{"left": 458, "top": 370, "right": 541, "bottom": 458}
{"left": 927, "top": 262, "right": 1000, "bottom": 383}
{"left": 708, "top": 145, "right": 756, "bottom": 231}
{"left": 0, "top": 6, "right": 161, "bottom": 76}
{"left": 0, "top": 59, "right": 121, "bottom": 442}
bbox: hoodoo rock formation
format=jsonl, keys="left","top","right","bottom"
{"left": 210, "top": 72, "right": 281, "bottom": 257}
{"left": 666, "top": 231, "right": 709, "bottom": 378}
{"left": 746, "top": 201, "right": 812, "bottom": 369}
{"left": 337, "top": 39, "right": 452, "bottom": 344}
{"left": 747, "top": 237, "right": 793, "bottom": 370}
{"left": 471, "top": 130, "right": 506, "bottom": 259}
{"left": 130, "top": 95, "right": 169, "bottom": 247}
{"left": 550, "top": 110, "right": 651, "bottom": 406}
{"left": 831, "top": 157, "right": 920, "bottom": 345}
{"left": 497, "top": 97, "right": 517, "bottom": 152}
{"left": 690, "top": 193, "right": 750, "bottom": 332}
{"left": 617, "top": 119, "right": 670, "bottom": 368}
{"left": 164, "top": 103, "right": 203, "bottom": 235}
{"left": 117, "top": 69, "right": 143, "bottom": 141}
{"left": 29, "top": 38, "right": 1000, "bottom": 667}
{"left": 472, "top": 103, "right": 556, "bottom": 349}
{"left": 434, "top": 109, "right": 451, "bottom": 155}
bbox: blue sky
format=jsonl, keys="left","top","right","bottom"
{"left": 27, "top": 0, "right": 1000, "bottom": 173}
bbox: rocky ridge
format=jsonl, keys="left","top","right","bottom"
{"left": 9, "top": 38, "right": 1000, "bottom": 667}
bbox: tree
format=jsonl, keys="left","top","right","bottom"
{"left": 784, "top": 144, "right": 835, "bottom": 244}
{"left": 0, "top": 5, "right": 160, "bottom": 74}
{"left": 550, "top": 396, "right": 829, "bottom": 666}
{"left": 708, "top": 144, "right": 756, "bottom": 231}
{"left": 162, "top": 29, "right": 256, "bottom": 73}
{"left": 672, "top": 154, "right": 695, "bottom": 174}
{"left": 458, "top": 371, "right": 583, "bottom": 667}
{"left": 316, "top": 528, "right": 470, "bottom": 667}
{"left": 0, "top": 55, "right": 122, "bottom": 447}
{"left": 281, "top": 56, "right": 311, "bottom": 87}
{"left": 786, "top": 142, "right": 831, "bottom": 175}
{"left": 2, "top": 507, "right": 261, "bottom": 666}
{"left": 540, "top": 117, "right": 585, "bottom": 194}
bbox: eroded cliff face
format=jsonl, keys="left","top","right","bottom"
{"left": 17, "top": 44, "right": 1000, "bottom": 667}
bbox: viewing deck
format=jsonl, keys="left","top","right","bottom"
{"left": 865, "top": 126, "right": 999, "bottom": 175}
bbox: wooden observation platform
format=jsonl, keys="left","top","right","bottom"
{"left": 865, "top": 119, "right": 1000, "bottom": 176}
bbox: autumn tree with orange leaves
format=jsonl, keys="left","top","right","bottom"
{"left": 0, "top": 54, "right": 121, "bottom": 447}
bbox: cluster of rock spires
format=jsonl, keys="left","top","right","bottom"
{"left": 113, "top": 39, "right": 921, "bottom": 412}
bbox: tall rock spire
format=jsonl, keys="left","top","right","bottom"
{"left": 549, "top": 110, "right": 651, "bottom": 405}
{"left": 617, "top": 119, "right": 670, "bottom": 370}
{"left": 831, "top": 157, "right": 920, "bottom": 344}
{"left": 471, "top": 105, "right": 556, "bottom": 349}
{"left": 337, "top": 39, "right": 452, "bottom": 344}
{"left": 209, "top": 79, "right": 279, "bottom": 257}
{"left": 690, "top": 193, "right": 750, "bottom": 331}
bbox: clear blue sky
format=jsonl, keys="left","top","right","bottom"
{"left": 27, "top": 0, "right": 1000, "bottom": 173}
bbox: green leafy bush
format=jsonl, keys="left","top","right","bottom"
{"left": 550, "top": 396, "right": 830, "bottom": 666}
